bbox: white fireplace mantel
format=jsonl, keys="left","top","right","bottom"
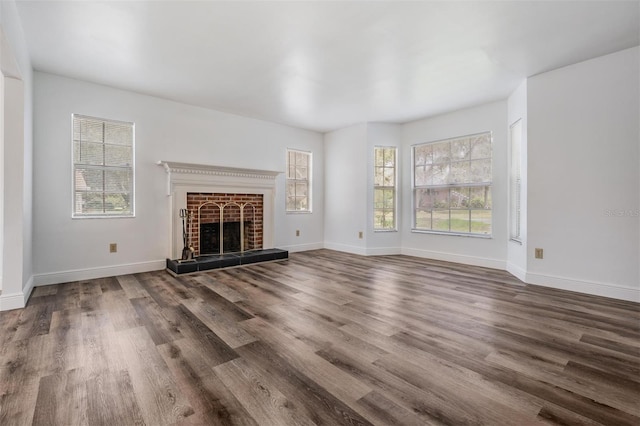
{"left": 157, "top": 161, "right": 281, "bottom": 196}
{"left": 158, "top": 161, "right": 282, "bottom": 259}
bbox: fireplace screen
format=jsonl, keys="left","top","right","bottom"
{"left": 187, "top": 193, "right": 263, "bottom": 257}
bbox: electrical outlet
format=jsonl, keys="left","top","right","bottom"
{"left": 358, "top": 231, "right": 363, "bottom": 239}
{"left": 535, "top": 248, "right": 543, "bottom": 259}
{"left": 110, "top": 243, "right": 117, "bottom": 253}
{"left": 296, "top": 230, "right": 300, "bottom": 237}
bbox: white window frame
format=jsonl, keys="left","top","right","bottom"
{"left": 72, "top": 114, "right": 135, "bottom": 218}
{"left": 509, "top": 119, "right": 523, "bottom": 243}
{"left": 373, "top": 146, "right": 397, "bottom": 231}
{"left": 412, "top": 132, "right": 492, "bottom": 237}
{"left": 285, "top": 149, "right": 312, "bottom": 213}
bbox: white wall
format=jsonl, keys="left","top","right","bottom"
{"left": 324, "top": 124, "right": 368, "bottom": 254}
{"left": 365, "top": 123, "right": 402, "bottom": 254}
{"left": 0, "top": 0, "right": 34, "bottom": 310}
{"left": 33, "top": 72, "right": 324, "bottom": 285}
{"left": 400, "top": 101, "right": 508, "bottom": 269}
{"left": 506, "top": 80, "right": 528, "bottom": 281}
{"left": 527, "top": 47, "right": 639, "bottom": 301}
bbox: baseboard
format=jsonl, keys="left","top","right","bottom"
{"left": 506, "top": 263, "right": 527, "bottom": 282}
{"left": 400, "top": 247, "right": 506, "bottom": 270}
{"left": 323, "top": 242, "right": 368, "bottom": 256}
{"left": 0, "top": 290, "right": 26, "bottom": 311}
{"left": 33, "top": 260, "right": 166, "bottom": 287}
{"left": 365, "top": 246, "right": 402, "bottom": 256}
{"left": 525, "top": 272, "right": 640, "bottom": 303}
{"left": 277, "top": 242, "right": 324, "bottom": 253}
{"left": 0, "top": 275, "right": 34, "bottom": 311}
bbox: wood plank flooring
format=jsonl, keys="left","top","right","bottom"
{"left": 1, "top": 249, "right": 639, "bottom": 425}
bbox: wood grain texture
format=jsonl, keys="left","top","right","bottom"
{"left": 0, "top": 249, "right": 638, "bottom": 425}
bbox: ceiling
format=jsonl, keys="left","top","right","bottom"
{"left": 14, "top": 1, "right": 640, "bottom": 133}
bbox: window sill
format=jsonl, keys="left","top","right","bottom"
{"left": 286, "top": 210, "right": 312, "bottom": 215}
{"left": 374, "top": 229, "right": 398, "bottom": 233}
{"left": 72, "top": 214, "right": 135, "bottom": 219}
{"left": 411, "top": 229, "right": 492, "bottom": 239}
{"left": 509, "top": 238, "right": 523, "bottom": 245}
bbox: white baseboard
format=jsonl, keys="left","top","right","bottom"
{"left": 0, "top": 275, "right": 34, "bottom": 311}
{"left": 323, "top": 242, "right": 368, "bottom": 256}
{"left": 33, "top": 260, "right": 166, "bottom": 287}
{"left": 526, "top": 272, "right": 640, "bottom": 303}
{"left": 278, "top": 242, "right": 324, "bottom": 253}
{"left": 0, "top": 290, "right": 26, "bottom": 311}
{"left": 506, "top": 263, "right": 527, "bottom": 282}
{"left": 365, "top": 246, "right": 402, "bottom": 256}
{"left": 401, "top": 247, "right": 506, "bottom": 270}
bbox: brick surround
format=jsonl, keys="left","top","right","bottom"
{"left": 186, "top": 193, "right": 264, "bottom": 256}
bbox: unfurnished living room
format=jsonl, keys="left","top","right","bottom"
{"left": 1, "top": 0, "right": 639, "bottom": 425}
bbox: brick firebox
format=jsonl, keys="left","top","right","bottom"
{"left": 186, "top": 192, "right": 264, "bottom": 256}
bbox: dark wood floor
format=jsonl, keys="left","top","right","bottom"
{"left": 0, "top": 250, "right": 638, "bottom": 425}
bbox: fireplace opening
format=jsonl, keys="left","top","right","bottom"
{"left": 200, "top": 222, "right": 251, "bottom": 255}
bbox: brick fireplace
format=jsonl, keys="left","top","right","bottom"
{"left": 186, "top": 192, "right": 264, "bottom": 256}
{"left": 158, "top": 161, "right": 280, "bottom": 260}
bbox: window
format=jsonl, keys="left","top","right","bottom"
{"left": 510, "top": 120, "right": 523, "bottom": 241}
{"left": 72, "top": 114, "right": 134, "bottom": 217}
{"left": 374, "top": 146, "right": 397, "bottom": 230}
{"left": 286, "top": 149, "right": 311, "bottom": 212}
{"left": 413, "top": 132, "right": 492, "bottom": 236}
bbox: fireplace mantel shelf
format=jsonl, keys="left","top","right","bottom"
{"left": 158, "top": 161, "right": 281, "bottom": 180}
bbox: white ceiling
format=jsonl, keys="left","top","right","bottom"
{"left": 15, "top": 1, "right": 640, "bottom": 133}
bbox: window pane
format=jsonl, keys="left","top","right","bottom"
{"left": 432, "top": 188, "right": 449, "bottom": 209}
{"left": 295, "top": 166, "right": 308, "bottom": 180}
{"left": 450, "top": 210, "right": 470, "bottom": 233}
{"left": 374, "top": 189, "right": 385, "bottom": 209}
{"left": 414, "top": 188, "right": 432, "bottom": 210}
{"left": 296, "top": 196, "right": 308, "bottom": 211}
{"left": 375, "top": 149, "right": 384, "bottom": 166}
{"left": 75, "top": 119, "right": 103, "bottom": 143}
{"left": 74, "top": 141, "right": 104, "bottom": 165}
{"left": 450, "top": 187, "right": 470, "bottom": 209}
{"left": 383, "top": 148, "right": 395, "bottom": 166}
{"left": 374, "top": 167, "right": 385, "bottom": 186}
{"left": 450, "top": 161, "right": 469, "bottom": 184}
{"left": 414, "top": 165, "right": 430, "bottom": 186}
{"left": 295, "top": 152, "right": 308, "bottom": 167}
{"left": 433, "top": 142, "right": 450, "bottom": 164}
{"left": 383, "top": 167, "right": 394, "bottom": 186}
{"left": 383, "top": 189, "right": 394, "bottom": 209}
{"left": 471, "top": 135, "right": 491, "bottom": 159}
{"left": 433, "top": 210, "right": 449, "bottom": 231}
{"left": 105, "top": 169, "right": 132, "bottom": 192}
{"left": 414, "top": 145, "right": 432, "bottom": 166}
{"left": 471, "top": 210, "right": 492, "bottom": 234}
{"left": 470, "top": 186, "right": 491, "bottom": 209}
{"left": 286, "top": 196, "right": 296, "bottom": 211}
{"left": 470, "top": 159, "right": 491, "bottom": 183}
{"left": 105, "top": 123, "right": 133, "bottom": 145}
{"left": 77, "top": 192, "right": 104, "bottom": 214}
{"left": 431, "top": 164, "right": 449, "bottom": 185}
{"left": 104, "top": 192, "right": 131, "bottom": 213}
{"left": 76, "top": 168, "right": 103, "bottom": 191}
{"left": 295, "top": 182, "right": 307, "bottom": 197}
{"left": 105, "top": 144, "right": 132, "bottom": 167}
{"left": 415, "top": 209, "right": 432, "bottom": 229}
{"left": 451, "top": 139, "right": 470, "bottom": 160}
